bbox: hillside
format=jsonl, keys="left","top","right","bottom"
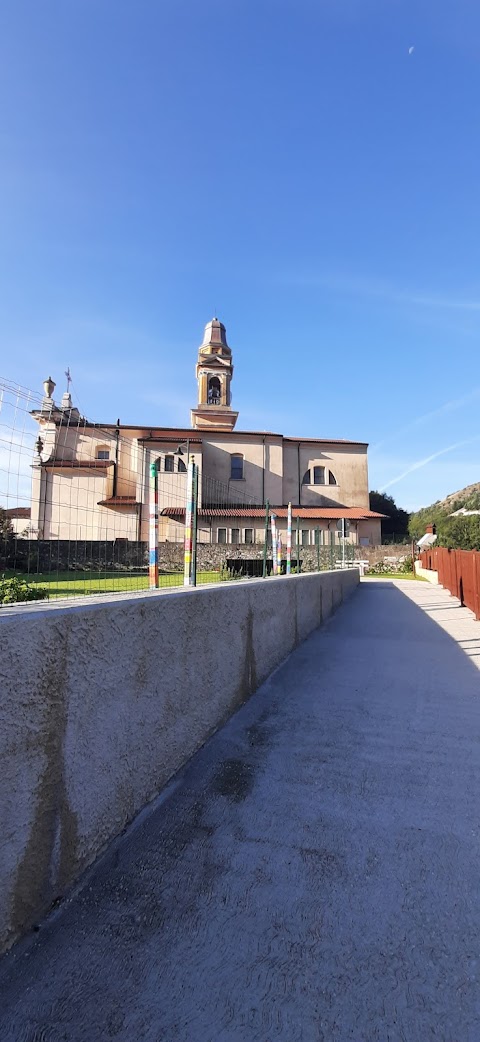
{"left": 409, "top": 481, "right": 480, "bottom": 549}
{"left": 433, "top": 482, "right": 480, "bottom": 513}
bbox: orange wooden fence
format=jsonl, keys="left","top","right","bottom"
{"left": 420, "top": 547, "right": 480, "bottom": 620}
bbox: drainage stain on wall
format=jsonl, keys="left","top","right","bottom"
{"left": 11, "top": 618, "right": 79, "bottom": 943}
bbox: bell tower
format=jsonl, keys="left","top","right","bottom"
{"left": 190, "top": 317, "right": 239, "bottom": 431}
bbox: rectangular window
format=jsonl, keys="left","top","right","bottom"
{"left": 244, "top": 528, "right": 253, "bottom": 544}
{"left": 301, "top": 529, "right": 309, "bottom": 546}
{"left": 164, "top": 455, "right": 174, "bottom": 472}
{"left": 217, "top": 528, "right": 227, "bottom": 544}
{"left": 230, "top": 455, "right": 244, "bottom": 480}
{"left": 96, "top": 450, "right": 110, "bottom": 460}
{"left": 313, "top": 466, "right": 325, "bottom": 485}
{"left": 231, "top": 528, "right": 240, "bottom": 544}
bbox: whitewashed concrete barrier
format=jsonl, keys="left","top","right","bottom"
{"left": 0, "top": 569, "right": 359, "bottom": 951}
{"left": 414, "top": 561, "right": 439, "bottom": 584}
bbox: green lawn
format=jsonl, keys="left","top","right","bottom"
{"left": 364, "top": 572, "right": 426, "bottom": 581}
{"left": 4, "top": 569, "right": 222, "bottom": 598}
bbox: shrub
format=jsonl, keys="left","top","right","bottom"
{"left": 398, "top": 555, "right": 414, "bottom": 573}
{"left": 0, "top": 575, "right": 48, "bottom": 605}
{"left": 368, "top": 560, "right": 397, "bottom": 575}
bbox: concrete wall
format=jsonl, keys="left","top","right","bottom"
{"left": 414, "top": 561, "right": 439, "bottom": 584}
{"left": 0, "top": 568, "right": 358, "bottom": 953}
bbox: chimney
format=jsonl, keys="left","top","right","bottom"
{"left": 425, "top": 523, "right": 436, "bottom": 535}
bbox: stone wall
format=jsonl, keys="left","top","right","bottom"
{"left": 2, "top": 538, "right": 412, "bottom": 575}
{"left": 0, "top": 569, "right": 359, "bottom": 952}
{"left": 2, "top": 539, "right": 147, "bottom": 573}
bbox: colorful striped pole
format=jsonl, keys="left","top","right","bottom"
{"left": 149, "top": 459, "right": 159, "bottom": 589}
{"left": 277, "top": 531, "right": 282, "bottom": 575}
{"left": 184, "top": 457, "right": 194, "bottom": 586}
{"left": 191, "top": 461, "right": 198, "bottom": 587}
{"left": 286, "top": 502, "right": 292, "bottom": 575}
{"left": 271, "top": 514, "right": 278, "bottom": 575}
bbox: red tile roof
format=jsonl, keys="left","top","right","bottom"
{"left": 98, "top": 496, "right": 140, "bottom": 507}
{"left": 161, "top": 506, "right": 385, "bottom": 520}
{"left": 42, "top": 459, "right": 113, "bottom": 469}
{"left": 5, "top": 507, "right": 31, "bottom": 518}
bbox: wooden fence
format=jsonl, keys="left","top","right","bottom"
{"left": 420, "top": 547, "right": 480, "bottom": 620}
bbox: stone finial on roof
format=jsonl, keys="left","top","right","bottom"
{"left": 41, "top": 376, "right": 56, "bottom": 411}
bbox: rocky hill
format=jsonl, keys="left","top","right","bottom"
{"left": 433, "top": 482, "right": 480, "bottom": 512}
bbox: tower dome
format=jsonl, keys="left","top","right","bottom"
{"left": 200, "top": 317, "right": 231, "bottom": 356}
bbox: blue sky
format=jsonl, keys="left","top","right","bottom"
{"left": 1, "top": 0, "right": 480, "bottom": 511}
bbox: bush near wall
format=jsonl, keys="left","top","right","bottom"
{"left": 0, "top": 576, "right": 48, "bottom": 605}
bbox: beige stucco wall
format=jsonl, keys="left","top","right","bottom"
{"left": 39, "top": 473, "right": 120, "bottom": 541}
{"left": 0, "top": 568, "right": 359, "bottom": 953}
{"left": 282, "top": 441, "right": 369, "bottom": 509}
{"left": 200, "top": 435, "right": 283, "bottom": 505}
{"left": 357, "top": 519, "right": 382, "bottom": 546}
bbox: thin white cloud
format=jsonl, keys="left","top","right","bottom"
{"left": 380, "top": 437, "right": 480, "bottom": 492}
{"left": 280, "top": 270, "right": 480, "bottom": 314}
{"left": 371, "top": 386, "right": 480, "bottom": 453}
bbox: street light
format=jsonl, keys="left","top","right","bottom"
{"left": 174, "top": 440, "right": 191, "bottom": 466}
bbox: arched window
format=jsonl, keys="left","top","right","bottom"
{"left": 230, "top": 454, "right": 244, "bottom": 480}
{"left": 208, "top": 376, "right": 221, "bottom": 405}
{"left": 313, "top": 466, "right": 325, "bottom": 485}
{"left": 178, "top": 457, "right": 187, "bottom": 473}
{"left": 96, "top": 444, "right": 110, "bottom": 460}
{"left": 302, "top": 469, "right": 311, "bottom": 485}
{"left": 329, "top": 470, "right": 337, "bottom": 485}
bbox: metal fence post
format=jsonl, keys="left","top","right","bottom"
{"left": 286, "top": 502, "right": 292, "bottom": 575}
{"left": 316, "top": 526, "right": 320, "bottom": 571}
{"left": 296, "top": 516, "right": 301, "bottom": 573}
{"left": 263, "top": 501, "right": 270, "bottom": 578}
{"left": 149, "top": 459, "right": 159, "bottom": 589}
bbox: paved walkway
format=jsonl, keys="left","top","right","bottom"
{"left": 2, "top": 579, "right": 480, "bottom": 1041}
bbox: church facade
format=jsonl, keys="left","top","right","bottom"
{"left": 30, "top": 318, "right": 383, "bottom": 548}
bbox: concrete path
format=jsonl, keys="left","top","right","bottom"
{"left": 2, "top": 579, "right": 480, "bottom": 1041}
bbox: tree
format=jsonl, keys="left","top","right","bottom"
{"left": 408, "top": 503, "right": 448, "bottom": 542}
{"left": 0, "top": 507, "right": 13, "bottom": 541}
{"left": 369, "top": 491, "right": 410, "bottom": 539}
{"left": 438, "top": 515, "right": 480, "bottom": 551}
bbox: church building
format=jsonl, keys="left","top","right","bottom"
{"left": 29, "top": 318, "right": 383, "bottom": 548}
